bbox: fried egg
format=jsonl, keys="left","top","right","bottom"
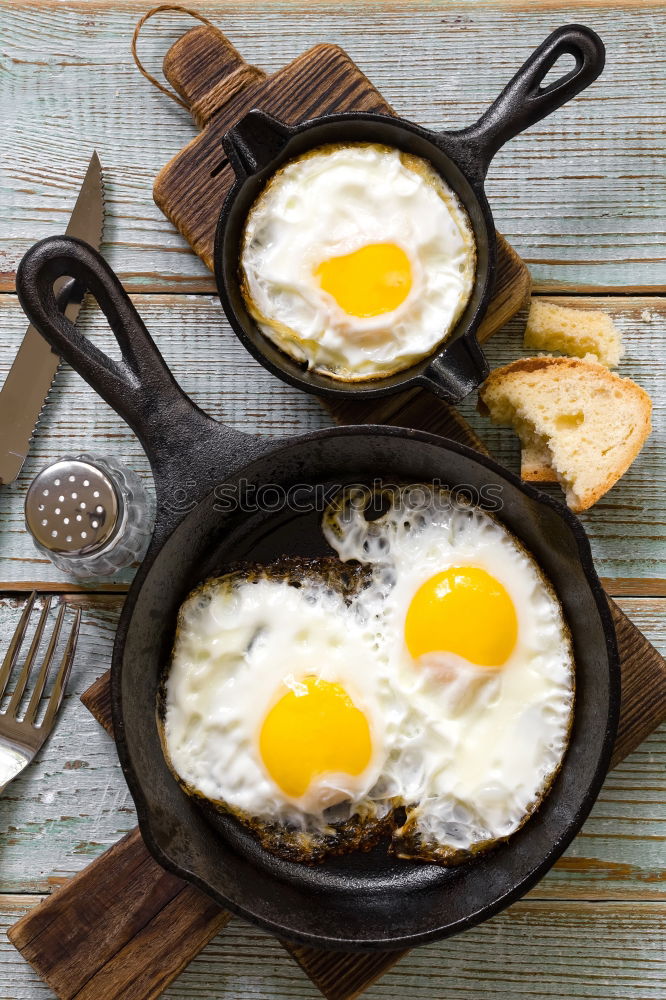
{"left": 323, "top": 485, "right": 575, "bottom": 861}
{"left": 160, "top": 560, "right": 401, "bottom": 861}
{"left": 239, "top": 143, "right": 476, "bottom": 380}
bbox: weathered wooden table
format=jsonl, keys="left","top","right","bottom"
{"left": 1, "top": 2, "right": 664, "bottom": 997}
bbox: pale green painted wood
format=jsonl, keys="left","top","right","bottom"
{"left": 2, "top": 897, "right": 665, "bottom": 999}
{"left": 0, "top": 292, "right": 332, "bottom": 587}
{"left": 0, "top": 294, "right": 661, "bottom": 586}
{"left": 0, "top": 3, "right": 664, "bottom": 998}
{"left": 1, "top": 2, "right": 665, "bottom": 293}
{"left": 170, "top": 902, "right": 666, "bottom": 1000}
{"left": 0, "top": 594, "right": 663, "bottom": 901}
{"left": 457, "top": 297, "right": 666, "bottom": 582}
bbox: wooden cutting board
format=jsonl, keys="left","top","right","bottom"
{"left": 151, "top": 18, "right": 530, "bottom": 332}
{"left": 9, "top": 16, "right": 666, "bottom": 1000}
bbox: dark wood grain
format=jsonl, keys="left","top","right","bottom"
{"left": 280, "top": 942, "right": 408, "bottom": 1000}
{"left": 154, "top": 26, "right": 389, "bottom": 269}
{"left": 80, "top": 668, "right": 113, "bottom": 735}
{"left": 610, "top": 598, "right": 666, "bottom": 769}
{"left": 7, "top": 828, "right": 230, "bottom": 1000}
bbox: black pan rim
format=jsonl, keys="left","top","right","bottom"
{"left": 111, "top": 423, "right": 621, "bottom": 952}
{"left": 213, "top": 110, "right": 495, "bottom": 403}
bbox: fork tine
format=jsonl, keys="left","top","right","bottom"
{"left": 24, "top": 603, "right": 66, "bottom": 725}
{"left": 6, "top": 597, "right": 52, "bottom": 717}
{"left": 0, "top": 592, "right": 37, "bottom": 700}
{"left": 39, "top": 607, "right": 81, "bottom": 733}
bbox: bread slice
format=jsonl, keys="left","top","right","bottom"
{"left": 521, "top": 299, "right": 624, "bottom": 477}
{"left": 478, "top": 357, "right": 652, "bottom": 512}
{"left": 524, "top": 299, "right": 623, "bottom": 368}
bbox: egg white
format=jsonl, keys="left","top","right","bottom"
{"left": 162, "top": 488, "right": 574, "bottom": 865}
{"left": 240, "top": 143, "right": 476, "bottom": 380}
{"left": 162, "top": 570, "right": 404, "bottom": 833}
{"left": 323, "top": 486, "right": 575, "bottom": 859}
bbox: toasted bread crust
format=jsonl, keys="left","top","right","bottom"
{"left": 479, "top": 356, "right": 652, "bottom": 511}
{"left": 520, "top": 448, "right": 559, "bottom": 483}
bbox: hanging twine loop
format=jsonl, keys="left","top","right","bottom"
{"left": 131, "top": 4, "right": 218, "bottom": 111}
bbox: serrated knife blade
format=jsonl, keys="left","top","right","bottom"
{"left": 0, "top": 151, "right": 105, "bottom": 485}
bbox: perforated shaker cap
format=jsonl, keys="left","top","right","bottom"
{"left": 25, "top": 459, "right": 121, "bottom": 554}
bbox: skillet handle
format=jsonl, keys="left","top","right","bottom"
{"left": 451, "top": 24, "right": 605, "bottom": 178}
{"left": 15, "top": 236, "right": 257, "bottom": 522}
{"left": 223, "top": 110, "right": 292, "bottom": 179}
{"left": 420, "top": 336, "right": 489, "bottom": 403}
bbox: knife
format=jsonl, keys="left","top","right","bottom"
{"left": 0, "top": 151, "right": 105, "bottom": 485}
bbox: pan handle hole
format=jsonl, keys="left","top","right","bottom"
{"left": 539, "top": 53, "right": 576, "bottom": 92}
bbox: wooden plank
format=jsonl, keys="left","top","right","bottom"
{"left": 80, "top": 668, "right": 114, "bottom": 735}
{"left": 282, "top": 942, "right": 406, "bottom": 1000}
{"left": 0, "top": 582, "right": 131, "bottom": 594}
{"left": 1, "top": 3, "right": 665, "bottom": 293}
{"left": 0, "top": 592, "right": 664, "bottom": 902}
{"left": 4, "top": 577, "right": 661, "bottom": 597}
{"left": 609, "top": 597, "right": 666, "bottom": 769}
{"left": 602, "top": 579, "right": 666, "bottom": 598}
{"left": 7, "top": 830, "right": 230, "bottom": 1000}
{"left": 1, "top": 293, "right": 661, "bottom": 586}
{"left": 2, "top": 895, "right": 665, "bottom": 1000}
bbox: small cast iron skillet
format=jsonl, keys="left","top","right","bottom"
{"left": 17, "top": 236, "right": 619, "bottom": 951}
{"left": 215, "top": 24, "right": 604, "bottom": 404}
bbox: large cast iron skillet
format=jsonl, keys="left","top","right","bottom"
{"left": 17, "top": 236, "right": 619, "bottom": 951}
{"left": 215, "top": 24, "right": 604, "bottom": 404}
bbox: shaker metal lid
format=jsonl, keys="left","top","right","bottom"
{"left": 25, "top": 458, "right": 120, "bottom": 554}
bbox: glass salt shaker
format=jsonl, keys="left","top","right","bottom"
{"left": 25, "top": 453, "right": 153, "bottom": 579}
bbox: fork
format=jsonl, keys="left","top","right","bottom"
{"left": 0, "top": 593, "right": 80, "bottom": 792}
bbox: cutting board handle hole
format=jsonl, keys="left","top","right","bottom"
{"left": 210, "top": 156, "right": 229, "bottom": 179}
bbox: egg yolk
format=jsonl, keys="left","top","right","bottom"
{"left": 259, "top": 675, "right": 372, "bottom": 799}
{"left": 404, "top": 566, "right": 518, "bottom": 667}
{"left": 315, "top": 243, "right": 412, "bottom": 318}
